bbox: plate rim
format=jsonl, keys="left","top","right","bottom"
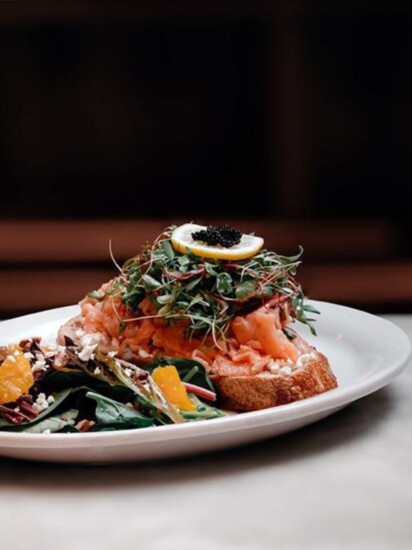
{"left": 0, "top": 300, "right": 410, "bottom": 449}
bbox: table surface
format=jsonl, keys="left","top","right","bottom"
{"left": 1, "top": 315, "right": 411, "bottom": 550}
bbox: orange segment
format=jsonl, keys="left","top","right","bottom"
{"left": 0, "top": 345, "right": 34, "bottom": 405}
{"left": 152, "top": 365, "right": 196, "bottom": 411}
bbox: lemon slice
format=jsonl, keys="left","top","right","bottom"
{"left": 171, "top": 223, "right": 264, "bottom": 260}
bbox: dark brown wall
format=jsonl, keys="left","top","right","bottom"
{"left": 1, "top": 2, "right": 412, "bottom": 316}
{"left": 1, "top": 2, "right": 411, "bottom": 232}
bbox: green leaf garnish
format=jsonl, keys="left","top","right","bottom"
{"left": 109, "top": 226, "right": 318, "bottom": 344}
{"left": 181, "top": 394, "right": 224, "bottom": 421}
{"left": 23, "top": 409, "right": 78, "bottom": 434}
{"left": 87, "top": 291, "right": 105, "bottom": 302}
{"left": 86, "top": 392, "right": 154, "bottom": 430}
{"left": 0, "top": 389, "right": 72, "bottom": 431}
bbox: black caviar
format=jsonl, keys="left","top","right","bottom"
{"left": 191, "top": 225, "right": 243, "bottom": 248}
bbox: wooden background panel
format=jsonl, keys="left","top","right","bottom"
{"left": 0, "top": 219, "right": 399, "bottom": 263}
{"left": 0, "top": 268, "right": 114, "bottom": 312}
{"left": 301, "top": 262, "right": 412, "bottom": 305}
{"left": 0, "top": 219, "right": 408, "bottom": 317}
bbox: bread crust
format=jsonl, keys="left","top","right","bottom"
{"left": 210, "top": 352, "right": 337, "bottom": 411}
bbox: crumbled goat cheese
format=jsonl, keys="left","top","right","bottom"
{"left": 138, "top": 349, "right": 151, "bottom": 359}
{"left": 75, "top": 328, "right": 85, "bottom": 338}
{"left": 77, "top": 345, "right": 97, "bottom": 362}
{"left": 279, "top": 366, "right": 292, "bottom": 376}
{"left": 76, "top": 332, "right": 102, "bottom": 362}
{"left": 23, "top": 352, "right": 34, "bottom": 360}
{"left": 124, "top": 368, "right": 133, "bottom": 377}
{"left": 13, "top": 350, "right": 20, "bottom": 357}
{"left": 47, "top": 395, "right": 55, "bottom": 405}
{"left": 81, "top": 333, "right": 101, "bottom": 347}
{"left": 295, "top": 351, "right": 317, "bottom": 369}
{"left": 93, "top": 367, "right": 101, "bottom": 375}
{"left": 108, "top": 351, "right": 117, "bottom": 358}
{"left": 6, "top": 355, "right": 16, "bottom": 363}
{"left": 268, "top": 360, "right": 281, "bottom": 374}
{"left": 33, "top": 393, "right": 50, "bottom": 412}
{"left": 32, "top": 354, "right": 48, "bottom": 373}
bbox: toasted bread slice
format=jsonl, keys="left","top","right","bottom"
{"left": 210, "top": 352, "right": 337, "bottom": 411}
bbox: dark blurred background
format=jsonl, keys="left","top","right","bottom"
{"left": 1, "top": 1, "right": 412, "bottom": 318}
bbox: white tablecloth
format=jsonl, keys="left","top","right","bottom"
{"left": 1, "top": 315, "right": 411, "bottom": 550}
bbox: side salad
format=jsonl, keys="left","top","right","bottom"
{"left": 0, "top": 338, "right": 223, "bottom": 434}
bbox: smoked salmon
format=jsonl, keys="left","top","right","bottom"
{"left": 77, "top": 281, "right": 304, "bottom": 378}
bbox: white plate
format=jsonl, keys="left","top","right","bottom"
{"left": 0, "top": 301, "right": 410, "bottom": 463}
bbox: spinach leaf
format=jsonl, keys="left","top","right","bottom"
{"left": 42, "top": 371, "right": 94, "bottom": 392}
{"left": 181, "top": 394, "right": 224, "bottom": 421}
{"left": 23, "top": 409, "right": 78, "bottom": 434}
{"left": 86, "top": 392, "right": 154, "bottom": 430}
{"left": 42, "top": 352, "right": 183, "bottom": 425}
{"left": 143, "top": 356, "right": 215, "bottom": 392}
{"left": 42, "top": 371, "right": 134, "bottom": 403}
{"left": 107, "top": 358, "right": 182, "bottom": 424}
{"left": 0, "top": 389, "right": 72, "bottom": 431}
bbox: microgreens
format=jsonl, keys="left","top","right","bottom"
{"left": 105, "top": 226, "right": 318, "bottom": 345}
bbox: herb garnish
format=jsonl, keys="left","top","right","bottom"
{"left": 103, "top": 226, "right": 318, "bottom": 343}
